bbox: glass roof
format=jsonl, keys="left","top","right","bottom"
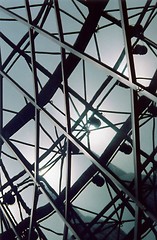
{"left": 0, "top": 1, "right": 157, "bottom": 239}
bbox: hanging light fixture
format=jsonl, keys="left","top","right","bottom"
{"left": 133, "top": 44, "right": 148, "bottom": 55}
{"left": 129, "top": 24, "right": 144, "bottom": 38}
{"left": 92, "top": 174, "right": 105, "bottom": 187}
{"left": 119, "top": 143, "right": 132, "bottom": 155}
{"left": 89, "top": 116, "right": 101, "bottom": 128}
{"left": 3, "top": 191, "right": 16, "bottom": 205}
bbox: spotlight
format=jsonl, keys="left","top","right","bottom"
{"left": 119, "top": 143, "right": 132, "bottom": 155}
{"left": 92, "top": 175, "right": 105, "bottom": 187}
{"left": 129, "top": 24, "right": 144, "bottom": 38}
{"left": 89, "top": 116, "right": 101, "bottom": 128}
{"left": 3, "top": 192, "right": 15, "bottom": 205}
{"left": 133, "top": 45, "right": 148, "bottom": 55}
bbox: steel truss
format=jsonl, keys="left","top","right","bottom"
{"left": 0, "top": 0, "right": 157, "bottom": 239}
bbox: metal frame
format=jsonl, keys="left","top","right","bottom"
{"left": 0, "top": 1, "right": 157, "bottom": 239}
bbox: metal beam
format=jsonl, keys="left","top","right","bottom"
{"left": 119, "top": 1, "right": 143, "bottom": 238}
{"left": 53, "top": 1, "right": 72, "bottom": 238}
{"left": 24, "top": 1, "right": 40, "bottom": 239}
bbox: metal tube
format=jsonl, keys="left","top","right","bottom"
{"left": 24, "top": 1, "right": 40, "bottom": 239}
{"left": 54, "top": 1, "right": 72, "bottom": 238}
{"left": 119, "top": 1, "right": 143, "bottom": 238}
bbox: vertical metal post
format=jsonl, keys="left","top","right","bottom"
{"left": 54, "top": 1, "right": 72, "bottom": 239}
{"left": 119, "top": 1, "right": 142, "bottom": 239}
{"left": 24, "top": 1, "right": 40, "bottom": 239}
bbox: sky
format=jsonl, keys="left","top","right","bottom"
{"left": 0, "top": 1, "right": 157, "bottom": 239}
